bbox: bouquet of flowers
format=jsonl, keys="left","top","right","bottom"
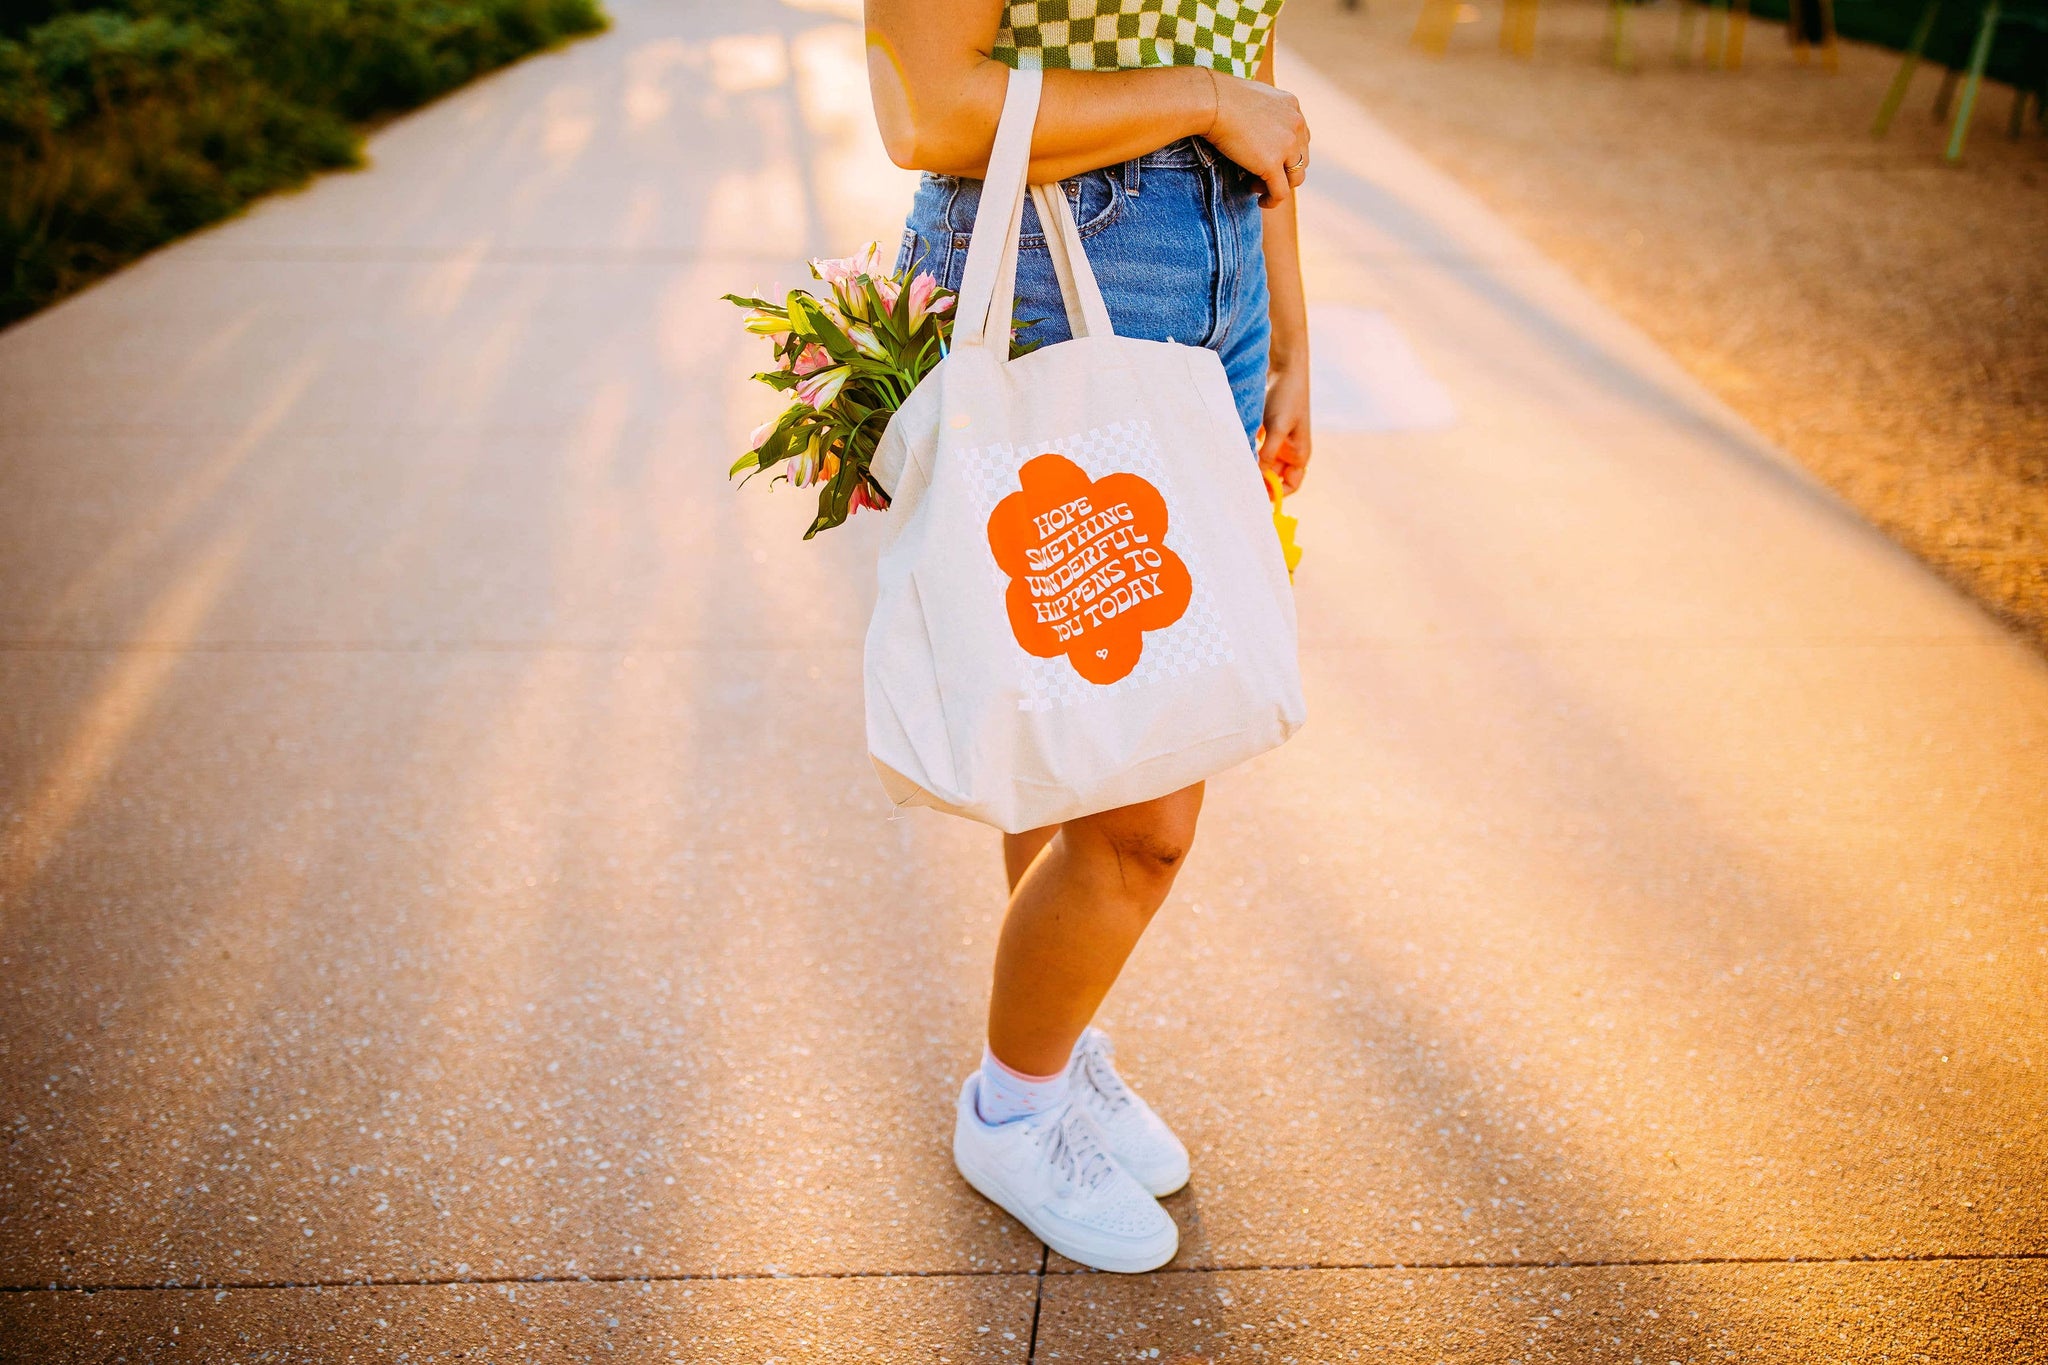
{"left": 723, "top": 243, "right": 958, "bottom": 539}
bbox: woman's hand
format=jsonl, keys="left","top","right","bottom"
{"left": 1205, "top": 72, "right": 1309, "bottom": 207}
{"left": 1258, "top": 360, "right": 1311, "bottom": 494}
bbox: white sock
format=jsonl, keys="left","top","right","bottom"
{"left": 974, "top": 1045, "right": 1070, "bottom": 1126}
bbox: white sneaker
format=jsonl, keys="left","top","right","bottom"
{"left": 1069, "top": 1027, "right": 1191, "bottom": 1197}
{"left": 952, "top": 1074, "right": 1178, "bottom": 1273}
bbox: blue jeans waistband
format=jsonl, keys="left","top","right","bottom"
{"left": 1080, "top": 137, "right": 1217, "bottom": 200}
{"left": 1134, "top": 137, "right": 1212, "bottom": 169}
{"left": 914, "top": 138, "right": 1220, "bottom": 203}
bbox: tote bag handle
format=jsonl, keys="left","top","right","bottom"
{"left": 953, "top": 67, "right": 1116, "bottom": 354}
{"left": 1030, "top": 182, "right": 1114, "bottom": 341}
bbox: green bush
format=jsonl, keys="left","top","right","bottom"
{"left": 0, "top": 0, "right": 607, "bottom": 325}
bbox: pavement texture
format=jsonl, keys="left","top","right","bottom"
{"left": 1, "top": 0, "right": 2043, "bottom": 1360}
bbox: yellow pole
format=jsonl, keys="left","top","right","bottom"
{"left": 1413, "top": 0, "right": 1459, "bottom": 54}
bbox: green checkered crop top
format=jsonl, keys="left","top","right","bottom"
{"left": 992, "top": 0, "right": 1286, "bottom": 78}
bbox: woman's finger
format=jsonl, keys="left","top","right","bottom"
{"left": 1257, "top": 426, "right": 1284, "bottom": 467}
{"left": 1283, "top": 138, "right": 1309, "bottom": 186}
{"left": 1272, "top": 442, "right": 1306, "bottom": 493}
{"left": 1261, "top": 160, "right": 1291, "bottom": 208}
{"left": 1270, "top": 433, "right": 1309, "bottom": 493}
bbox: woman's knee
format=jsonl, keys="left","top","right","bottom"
{"left": 1072, "top": 783, "right": 1203, "bottom": 894}
{"left": 1107, "top": 826, "right": 1190, "bottom": 885}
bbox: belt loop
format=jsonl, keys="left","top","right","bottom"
{"left": 941, "top": 175, "right": 964, "bottom": 234}
{"left": 1124, "top": 154, "right": 1141, "bottom": 197}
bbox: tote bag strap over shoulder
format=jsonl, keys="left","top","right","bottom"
{"left": 952, "top": 67, "right": 1116, "bottom": 355}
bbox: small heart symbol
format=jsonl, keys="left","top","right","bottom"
{"left": 1096, "top": 649, "right": 1108, "bottom": 659}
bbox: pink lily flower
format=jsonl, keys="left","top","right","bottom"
{"left": 810, "top": 242, "right": 886, "bottom": 288}
{"left": 794, "top": 365, "right": 850, "bottom": 409}
{"left": 791, "top": 342, "right": 833, "bottom": 377}
{"left": 786, "top": 433, "right": 823, "bottom": 486}
{"left": 904, "top": 272, "right": 944, "bottom": 328}
{"left": 846, "top": 322, "right": 883, "bottom": 358}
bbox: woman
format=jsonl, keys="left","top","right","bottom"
{"left": 864, "top": 0, "right": 1313, "bottom": 1273}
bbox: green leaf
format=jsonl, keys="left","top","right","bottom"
{"left": 729, "top": 449, "right": 760, "bottom": 477}
{"left": 862, "top": 277, "right": 895, "bottom": 336}
{"left": 788, "top": 291, "right": 855, "bottom": 355}
{"left": 722, "top": 293, "right": 782, "bottom": 312}
{"left": 803, "top": 462, "right": 859, "bottom": 540}
{"left": 838, "top": 354, "right": 903, "bottom": 383}
{"left": 890, "top": 270, "right": 915, "bottom": 332}
{"left": 755, "top": 418, "right": 800, "bottom": 466}
{"left": 1010, "top": 315, "right": 1047, "bottom": 360}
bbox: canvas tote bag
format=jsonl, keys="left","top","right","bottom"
{"left": 864, "top": 65, "right": 1306, "bottom": 834}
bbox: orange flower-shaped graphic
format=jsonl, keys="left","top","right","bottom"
{"left": 986, "top": 453, "right": 1192, "bottom": 685}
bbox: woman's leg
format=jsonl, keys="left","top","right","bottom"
{"left": 986, "top": 782, "right": 1205, "bottom": 1076}
{"left": 1002, "top": 827, "right": 1058, "bottom": 892}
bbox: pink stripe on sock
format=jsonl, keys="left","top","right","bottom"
{"left": 984, "top": 1047, "right": 1065, "bottom": 1084}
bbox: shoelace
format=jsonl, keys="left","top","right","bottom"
{"left": 1075, "top": 1036, "right": 1135, "bottom": 1119}
{"left": 1038, "top": 1105, "right": 1119, "bottom": 1194}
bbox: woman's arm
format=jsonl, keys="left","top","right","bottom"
{"left": 1254, "top": 31, "right": 1311, "bottom": 492}
{"left": 865, "top": 0, "right": 1309, "bottom": 203}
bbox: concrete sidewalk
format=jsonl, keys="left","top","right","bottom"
{"left": 1, "top": 0, "right": 2043, "bottom": 1358}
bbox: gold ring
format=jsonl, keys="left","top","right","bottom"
{"left": 1288, "top": 152, "right": 1307, "bottom": 173}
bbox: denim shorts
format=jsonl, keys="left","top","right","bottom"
{"left": 894, "top": 138, "right": 1271, "bottom": 444}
